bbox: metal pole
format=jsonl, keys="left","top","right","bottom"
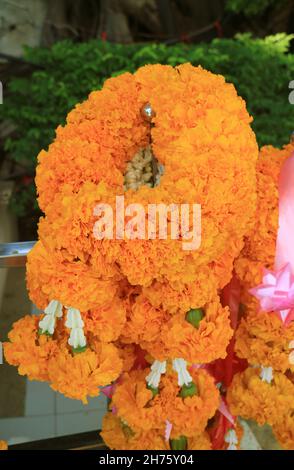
{"left": 0, "top": 241, "right": 36, "bottom": 268}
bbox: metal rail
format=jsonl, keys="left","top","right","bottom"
{"left": 0, "top": 241, "right": 36, "bottom": 268}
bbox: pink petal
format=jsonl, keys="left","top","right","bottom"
{"left": 276, "top": 264, "right": 292, "bottom": 290}
{"left": 165, "top": 420, "right": 173, "bottom": 442}
{"left": 219, "top": 398, "right": 235, "bottom": 426}
{"left": 101, "top": 384, "right": 115, "bottom": 399}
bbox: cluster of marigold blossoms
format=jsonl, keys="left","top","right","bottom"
{"left": 4, "top": 63, "right": 292, "bottom": 450}
{"left": 228, "top": 143, "right": 294, "bottom": 450}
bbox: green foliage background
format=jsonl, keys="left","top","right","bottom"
{"left": 225, "top": 0, "right": 287, "bottom": 16}
{"left": 1, "top": 33, "right": 294, "bottom": 216}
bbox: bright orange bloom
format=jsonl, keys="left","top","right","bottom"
{"left": 235, "top": 310, "right": 294, "bottom": 373}
{"left": 227, "top": 367, "right": 294, "bottom": 426}
{"left": 4, "top": 315, "right": 59, "bottom": 382}
{"left": 100, "top": 412, "right": 211, "bottom": 450}
{"left": 48, "top": 340, "right": 122, "bottom": 404}
{"left": 272, "top": 413, "right": 294, "bottom": 450}
{"left": 111, "top": 367, "right": 219, "bottom": 438}
{"left": 121, "top": 293, "right": 232, "bottom": 363}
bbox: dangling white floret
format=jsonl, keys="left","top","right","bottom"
{"left": 224, "top": 428, "right": 238, "bottom": 450}
{"left": 65, "top": 307, "right": 87, "bottom": 350}
{"left": 260, "top": 366, "right": 273, "bottom": 384}
{"left": 145, "top": 360, "right": 167, "bottom": 388}
{"left": 172, "top": 358, "right": 193, "bottom": 386}
{"left": 39, "top": 299, "right": 63, "bottom": 335}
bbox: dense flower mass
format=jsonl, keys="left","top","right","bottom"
{"left": 272, "top": 414, "right": 294, "bottom": 450}
{"left": 4, "top": 315, "right": 60, "bottom": 382}
{"left": 227, "top": 367, "right": 294, "bottom": 426}
{"left": 101, "top": 412, "right": 212, "bottom": 450}
{"left": 5, "top": 63, "right": 277, "bottom": 450}
{"left": 229, "top": 143, "right": 294, "bottom": 449}
{"left": 235, "top": 310, "right": 294, "bottom": 373}
{"left": 111, "top": 368, "right": 219, "bottom": 438}
{"left": 34, "top": 63, "right": 258, "bottom": 302}
{"left": 121, "top": 293, "right": 233, "bottom": 363}
{"left": 48, "top": 340, "right": 122, "bottom": 403}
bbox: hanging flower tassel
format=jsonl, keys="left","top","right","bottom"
{"left": 172, "top": 358, "right": 193, "bottom": 386}
{"left": 224, "top": 428, "right": 238, "bottom": 450}
{"left": 65, "top": 307, "right": 87, "bottom": 353}
{"left": 38, "top": 299, "right": 63, "bottom": 336}
{"left": 145, "top": 360, "right": 166, "bottom": 392}
{"left": 172, "top": 358, "right": 199, "bottom": 397}
{"left": 260, "top": 366, "right": 273, "bottom": 384}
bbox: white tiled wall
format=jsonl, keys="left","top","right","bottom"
{"left": 0, "top": 379, "right": 107, "bottom": 445}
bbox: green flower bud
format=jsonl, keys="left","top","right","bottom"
{"left": 170, "top": 435, "right": 187, "bottom": 450}
{"left": 121, "top": 421, "right": 135, "bottom": 438}
{"left": 72, "top": 345, "right": 87, "bottom": 354}
{"left": 147, "top": 384, "right": 159, "bottom": 398}
{"left": 179, "top": 381, "right": 198, "bottom": 398}
{"left": 185, "top": 308, "right": 204, "bottom": 328}
{"left": 38, "top": 328, "right": 52, "bottom": 337}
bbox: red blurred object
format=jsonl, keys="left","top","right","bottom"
{"left": 214, "top": 19, "right": 223, "bottom": 38}
{"left": 209, "top": 406, "right": 234, "bottom": 450}
{"left": 180, "top": 33, "right": 190, "bottom": 43}
{"left": 208, "top": 272, "right": 247, "bottom": 449}
{"left": 21, "top": 175, "right": 33, "bottom": 186}
{"left": 131, "top": 345, "right": 149, "bottom": 371}
{"left": 101, "top": 31, "right": 107, "bottom": 41}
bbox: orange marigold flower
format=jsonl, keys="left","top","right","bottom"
{"left": 235, "top": 311, "right": 294, "bottom": 373}
{"left": 187, "top": 432, "right": 212, "bottom": 450}
{"left": 272, "top": 413, "right": 294, "bottom": 450}
{"left": 83, "top": 296, "right": 126, "bottom": 343}
{"left": 101, "top": 413, "right": 169, "bottom": 450}
{"left": 101, "top": 412, "right": 211, "bottom": 450}
{"left": 123, "top": 295, "right": 233, "bottom": 363}
{"left": 4, "top": 315, "right": 59, "bottom": 382}
{"left": 111, "top": 368, "right": 219, "bottom": 438}
{"left": 48, "top": 340, "right": 122, "bottom": 403}
{"left": 27, "top": 240, "right": 119, "bottom": 311}
{"left": 120, "top": 294, "right": 170, "bottom": 346}
{"left": 158, "top": 297, "right": 233, "bottom": 363}
{"left": 227, "top": 367, "right": 294, "bottom": 426}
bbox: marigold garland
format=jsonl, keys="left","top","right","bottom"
{"left": 4, "top": 63, "right": 263, "bottom": 450}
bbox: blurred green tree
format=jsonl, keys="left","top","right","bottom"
{"left": 1, "top": 34, "right": 293, "bottom": 217}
